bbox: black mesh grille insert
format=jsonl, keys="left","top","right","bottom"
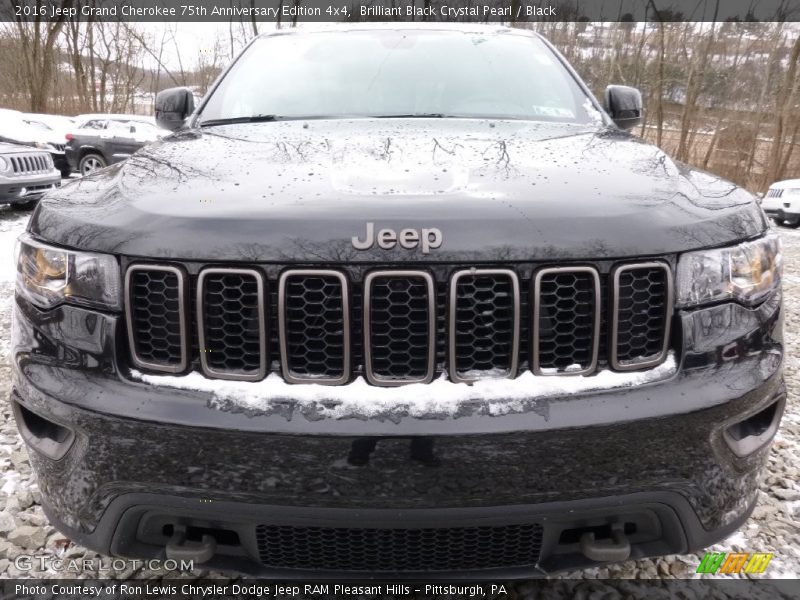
{"left": 125, "top": 262, "right": 673, "bottom": 383}
{"left": 535, "top": 269, "right": 598, "bottom": 373}
{"left": 282, "top": 273, "right": 347, "bottom": 379}
{"left": 127, "top": 268, "right": 184, "bottom": 369}
{"left": 366, "top": 274, "right": 433, "bottom": 382}
{"left": 452, "top": 272, "right": 517, "bottom": 377}
{"left": 255, "top": 523, "right": 543, "bottom": 572}
{"left": 199, "top": 271, "right": 264, "bottom": 376}
{"left": 614, "top": 265, "right": 669, "bottom": 366}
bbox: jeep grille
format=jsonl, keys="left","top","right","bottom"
{"left": 124, "top": 263, "right": 673, "bottom": 385}
{"left": 364, "top": 271, "right": 436, "bottom": 385}
{"left": 279, "top": 270, "right": 350, "bottom": 385}
{"left": 610, "top": 263, "right": 673, "bottom": 370}
{"left": 7, "top": 153, "right": 51, "bottom": 175}
{"left": 124, "top": 265, "right": 188, "bottom": 373}
{"left": 197, "top": 268, "right": 266, "bottom": 380}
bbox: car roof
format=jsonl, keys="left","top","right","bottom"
{"left": 0, "top": 108, "right": 24, "bottom": 123}
{"left": 769, "top": 179, "right": 800, "bottom": 189}
{"left": 74, "top": 113, "right": 154, "bottom": 123}
{"left": 25, "top": 112, "right": 75, "bottom": 122}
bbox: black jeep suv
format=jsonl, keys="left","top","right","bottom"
{"left": 11, "top": 25, "right": 784, "bottom": 578}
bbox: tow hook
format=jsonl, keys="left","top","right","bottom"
{"left": 165, "top": 525, "right": 217, "bottom": 564}
{"left": 579, "top": 523, "right": 631, "bottom": 562}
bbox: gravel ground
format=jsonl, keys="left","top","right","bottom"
{"left": 0, "top": 204, "right": 798, "bottom": 591}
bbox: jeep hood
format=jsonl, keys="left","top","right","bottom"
{"left": 31, "top": 119, "right": 765, "bottom": 262}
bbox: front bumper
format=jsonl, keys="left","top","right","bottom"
{"left": 50, "top": 152, "right": 68, "bottom": 173}
{"left": 10, "top": 289, "right": 786, "bottom": 577}
{"left": 763, "top": 205, "right": 799, "bottom": 223}
{"left": 0, "top": 173, "right": 61, "bottom": 203}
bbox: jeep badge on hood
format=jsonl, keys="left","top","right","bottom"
{"left": 352, "top": 222, "right": 443, "bottom": 254}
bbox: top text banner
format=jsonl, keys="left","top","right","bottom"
{"left": 2, "top": 0, "right": 799, "bottom": 22}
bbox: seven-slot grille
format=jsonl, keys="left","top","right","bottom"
{"left": 255, "top": 522, "right": 544, "bottom": 572}
{"left": 125, "top": 263, "right": 673, "bottom": 385}
{"left": 8, "top": 153, "right": 51, "bottom": 175}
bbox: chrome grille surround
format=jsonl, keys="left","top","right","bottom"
{"left": 363, "top": 270, "right": 436, "bottom": 386}
{"left": 448, "top": 269, "right": 520, "bottom": 383}
{"left": 124, "top": 264, "right": 189, "bottom": 373}
{"left": 532, "top": 266, "right": 601, "bottom": 376}
{"left": 278, "top": 269, "right": 351, "bottom": 386}
{"left": 610, "top": 261, "right": 674, "bottom": 371}
{"left": 197, "top": 267, "right": 267, "bottom": 382}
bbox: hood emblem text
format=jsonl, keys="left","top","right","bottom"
{"left": 352, "top": 222, "right": 443, "bottom": 254}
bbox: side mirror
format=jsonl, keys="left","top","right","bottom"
{"left": 155, "top": 87, "right": 195, "bottom": 131}
{"left": 604, "top": 85, "right": 643, "bottom": 130}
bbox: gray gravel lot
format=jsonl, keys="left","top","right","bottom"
{"left": 0, "top": 204, "right": 798, "bottom": 592}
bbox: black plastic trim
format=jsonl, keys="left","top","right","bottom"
{"left": 41, "top": 489, "right": 755, "bottom": 580}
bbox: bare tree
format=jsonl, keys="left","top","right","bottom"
{"left": 12, "top": 0, "right": 73, "bottom": 111}
{"left": 764, "top": 33, "right": 800, "bottom": 188}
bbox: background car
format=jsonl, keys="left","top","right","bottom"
{"left": 65, "top": 116, "right": 165, "bottom": 175}
{"left": 762, "top": 179, "right": 800, "bottom": 227}
{"left": 23, "top": 113, "right": 76, "bottom": 134}
{"left": 0, "top": 141, "right": 61, "bottom": 210}
{"left": 0, "top": 108, "right": 70, "bottom": 177}
{"left": 72, "top": 113, "right": 156, "bottom": 130}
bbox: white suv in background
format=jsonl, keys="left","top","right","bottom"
{"left": 762, "top": 179, "right": 800, "bottom": 227}
{"left": 0, "top": 141, "right": 61, "bottom": 209}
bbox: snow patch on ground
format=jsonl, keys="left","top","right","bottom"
{"left": 132, "top": 354, "right": 677, "bottom": 419}
{"left": 0, "top": 211, "right": 26, "bottom": 283}
{"left": 0, "top": 210, "right": 27, "bottom": 362}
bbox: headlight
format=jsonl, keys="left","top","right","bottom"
{"left": 0, "top": 156, "right": 8, "bottom": 172}
{"left": 33, "top": 142, "right": 54, "bottom": 151}
{"left": 676, "top": 233, "right": 782, "bottom": 308}
{"left": 15, "top": 233, "right": 121, "bottom": 310}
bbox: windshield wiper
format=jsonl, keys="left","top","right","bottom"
{"left": 374, "top": 113, "right": 453, "bottom": 119}
{"left": 198, "top": 115, "right": 280, "bottom": 127}
{"left": 199, "top": 113, "right": 462, "bottom": 126}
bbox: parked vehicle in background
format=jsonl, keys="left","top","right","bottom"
{"left": 65, "top": 116, "right": 165, "bottom": 176}
{"left": 762, "top": 179, "right": 800, "bottom": 227}
{"left": 0, "top": 109, "right": 70, "bottom": 177}
{"left": 72, "top": 113, "right": 156, "bottom": 129}
{"left": 23, "top": 113, "right": 76, "bottom": 136}
{"left": 0, "top": 141, "right": 60, "bottom": 209}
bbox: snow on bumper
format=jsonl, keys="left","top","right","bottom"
{"left": 131, "top": 354, "right": 678, "bottom": 420}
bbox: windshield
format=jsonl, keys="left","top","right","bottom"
{"left": 199, "top": 30, "right": 598, "bottom": 125}
{"left": 24, "top": 120, "right": 52, "bottom": 131}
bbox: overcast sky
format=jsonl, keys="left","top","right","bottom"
{"left": 134, "top": 20, "right": 800, "bottom": 72}
{"left": 135, "top": 22, "right": 252, "bottom": 71}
